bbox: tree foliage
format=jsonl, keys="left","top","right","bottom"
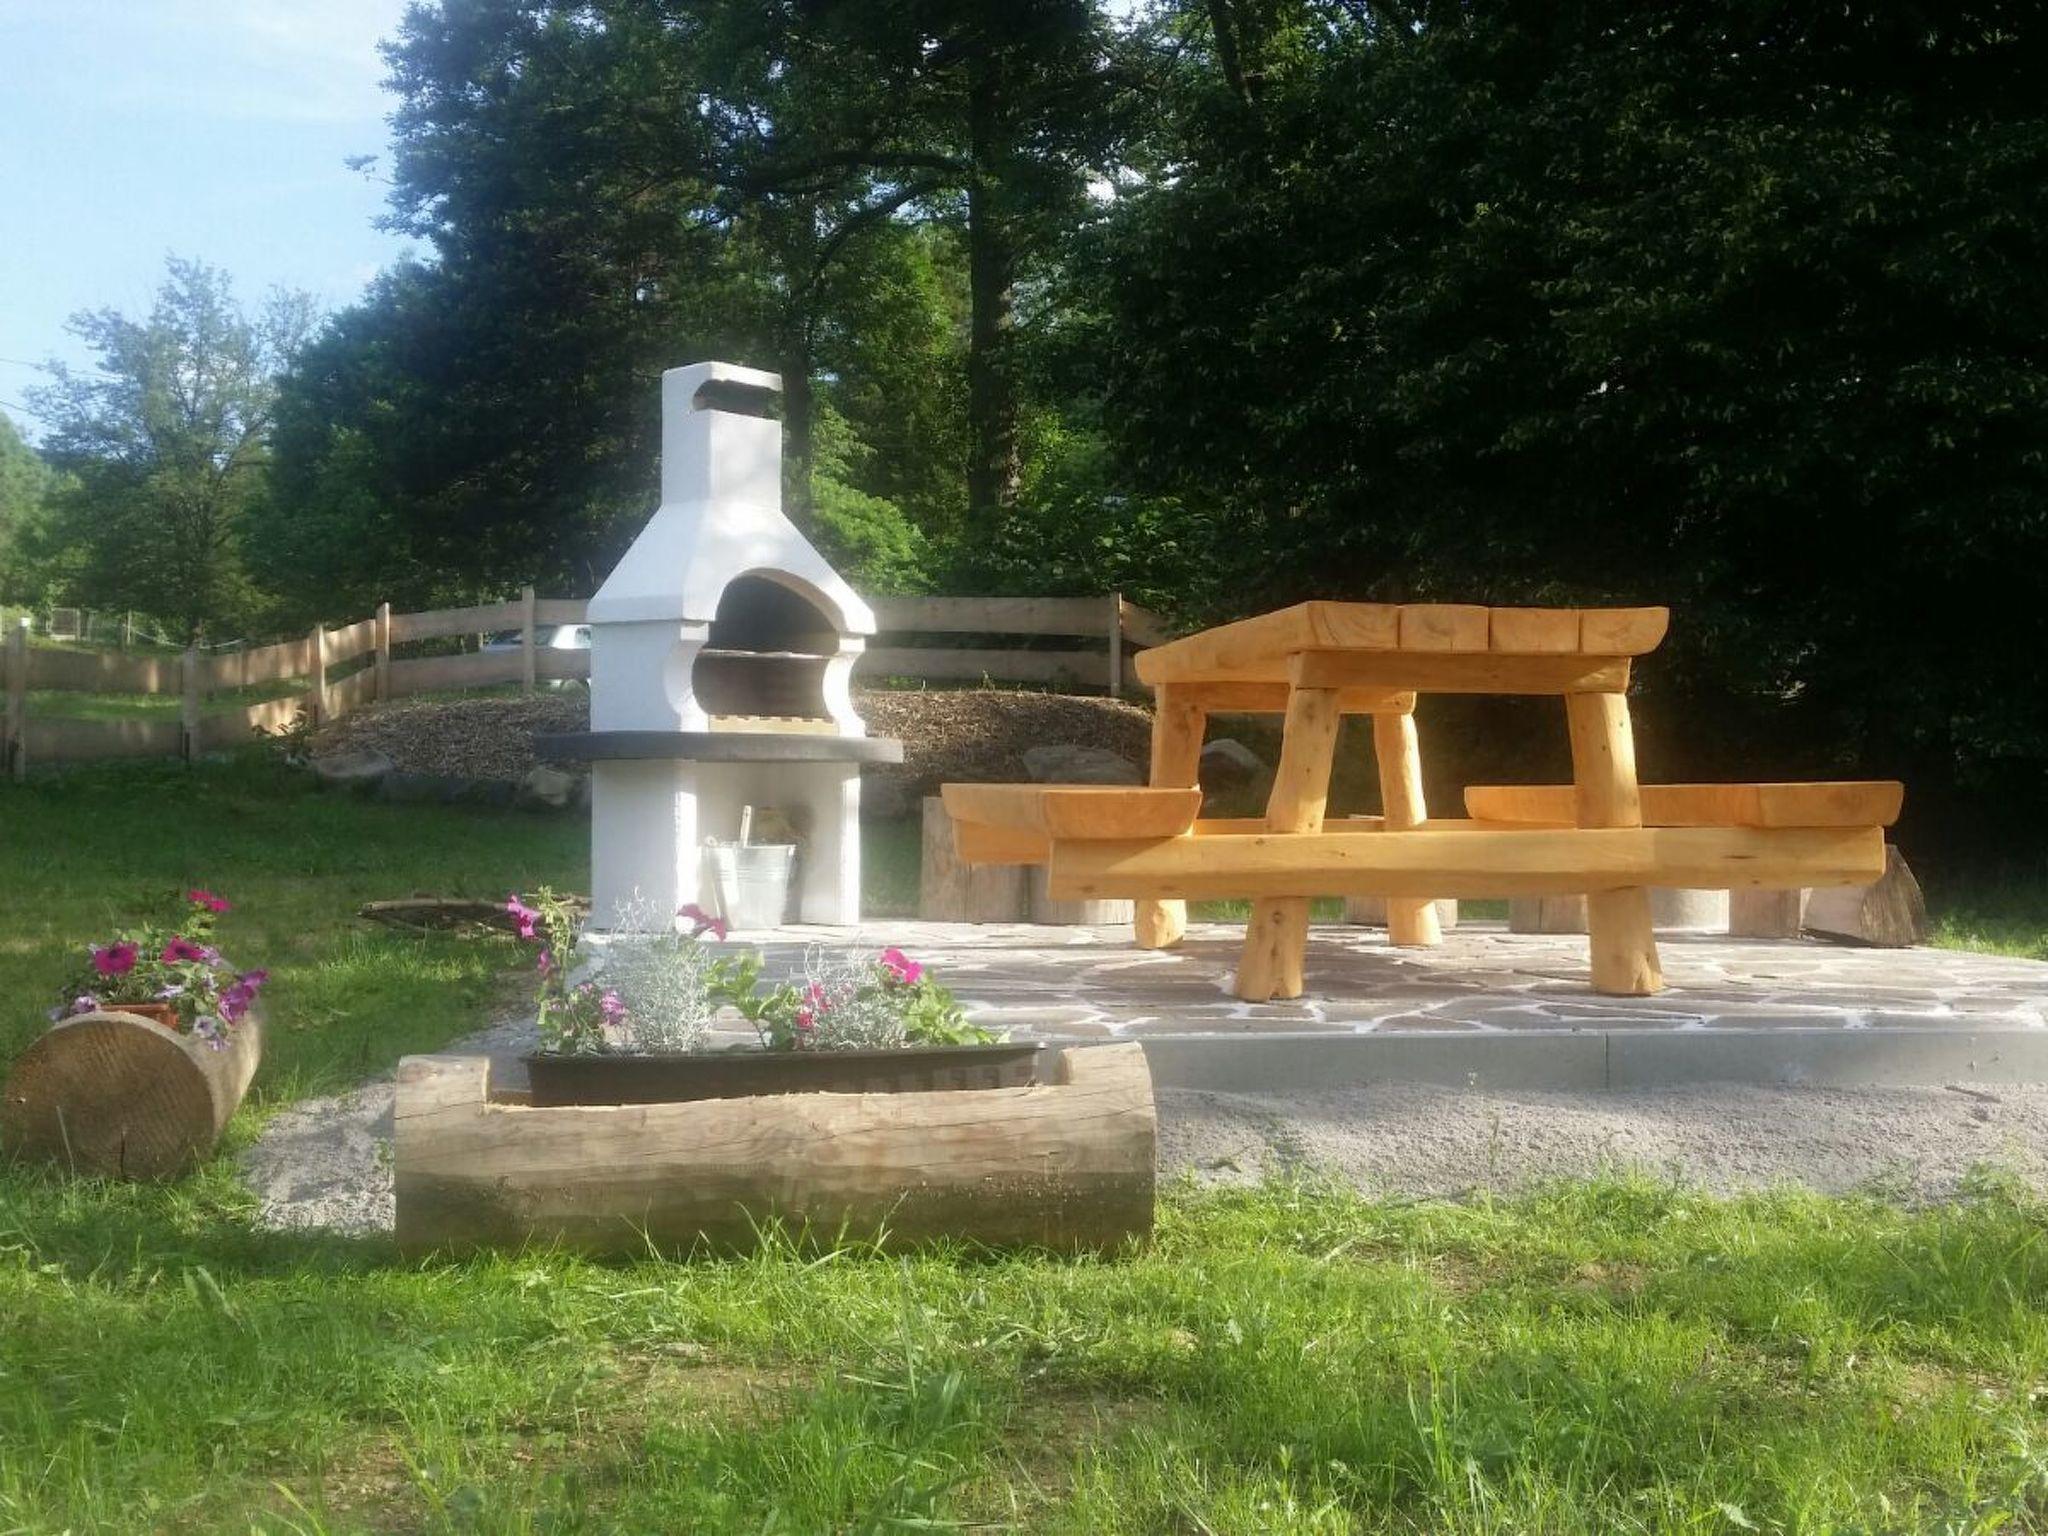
{"left": 28, "top": 258, "right": 314, "bottom": 639}
{"left": 1083, "top": 1, "right": 2048, "bottom": 843}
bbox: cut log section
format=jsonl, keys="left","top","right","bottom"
{"left": 394, "top": 1042, "right": 1158, "bottom": 1257}
{"left": 1, "top": 1011, "right": 262, "bottom": 1180}
{"left": 1803, "top": 845, "right": 1929, "bottom": 948}
{"left": 920, "top": 796, "right": 1028, "bottom": 920}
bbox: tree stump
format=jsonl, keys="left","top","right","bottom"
{"left": 1728, "top": 887, "right": 1807, "bottom": 939}
{"left": 1342, "top": 896, "right": 1459, "bottom": 930}
{"left": 919, "top": 795, "right": 1028, "bottom": 921}
{"left": 1, "top": 1011, "right": 262, "bottom": 1179}
{"left": 1804, "top": 846, "right": 1928, "bottom": 947}
{"left": 395, "top": 1042, "right": 1156, "bottom": 1256}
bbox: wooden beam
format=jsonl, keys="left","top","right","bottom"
{"left": 1237, "top": 685, "right": 1341, "bottom": 1001}
{"left": 1567, "top": 691, "right": 1661, "bottom": 996}
{"left": 1293, "top": 650, "right": 1632, "bottom": 696}
{"left": 1579, "top": 607, "right": 1669, "bottom": 655}
{"left": 1135, "top": 683, "right": 1206, "bottom": 950}
{"left": 1486, "top": 607, "right": 1582, "bottom": 654}
{"left": 1397, "top": 604, "right": 1490, "bottom": 652}
{"left": 1045, "top": 825, "right": 1886, "bottom": 902}
{"left": 1465, "top": 781, "right": 1905, "bottom": 830}
{"left": 939, "top": 784, "right": 1203, "bottom": 841}
{"left": 950, "top": 818, "right": 1051, "bottom": 867}
{"left": 1135, "top": 602, "right": 1399, "bottom": 685}
{"left": 1168, "top": 680, "right": 1415, "bottom": 715}
{"left": 1372, "top": 710, "right": 1442, "bottom": 947}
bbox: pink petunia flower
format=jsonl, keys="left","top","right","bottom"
{"left": 679, "top": 903, "right": 729, "bottom": 942}
{"left": 186, "top": 889, "right": 231, "bottom": 913}
{"left": 879, "top": 947, "right": 923, "bottom": 986}
{"left": 92, "top": 942, "right": 138, "bottom": 978}
{"left": 505, "top": 895, "right": 540, "bottom": 941}
{"left": 162, "top": 937, "right": 209, "bottom": 965}
{"left": 599, "top": 989, "right": 628, "bottom": 1023}
{"left": 536, "top": 949, "right": 553, "bottom": 977}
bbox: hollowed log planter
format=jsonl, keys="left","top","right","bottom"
{"left": 1, "top": 1010, "right": 263, "bottom": 1180}
{"left": 396, "top": 1042, "right": 1155, "bottom": 1257}
{"left": 523, "top": 1042, "right": 1044, "bottom": 1106}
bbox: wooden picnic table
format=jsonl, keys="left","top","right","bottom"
{"left": 942, "top": 601, "right": 1901, "bottom": 1002}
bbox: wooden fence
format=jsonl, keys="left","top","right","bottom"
{"left": 0, "top": 591, "right": 1168, "bottom": 776}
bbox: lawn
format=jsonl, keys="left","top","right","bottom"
{"left": 1, "top": 754, "right": 2046, "bottom": 1532}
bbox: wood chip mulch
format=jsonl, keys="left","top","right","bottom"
{"left": 313, "top": 687, "right": 1156, "bottom": 803}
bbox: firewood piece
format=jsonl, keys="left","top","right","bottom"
{"left": 1, "top": 1011, "right": 262, "bottom": 1180}
{"left": 920, "top": 796, "right": 1028, "bottom": 921}
{"left": 393, "top": 1042, "right": 1157, "bottom": 1256}
{"left": 1802, "top": 846, "right": 1929, "bottom": 948}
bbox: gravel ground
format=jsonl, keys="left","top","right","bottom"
{"left": 242, "top": 1020, "right": 2048, "bottom": 1236}
{"left": 312, "top": 688, "right": 1154, "bottom": 806}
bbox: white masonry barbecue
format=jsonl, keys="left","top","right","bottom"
{"left": 539, "top": 361, "right": 901, "bottom": 930}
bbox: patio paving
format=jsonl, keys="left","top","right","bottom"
{"left": 750, "top": 920, "right": 2048, "bottom": 1040}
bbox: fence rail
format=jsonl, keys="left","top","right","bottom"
{"left": 0, "top": 591, "right": 1169, "bottom": 776}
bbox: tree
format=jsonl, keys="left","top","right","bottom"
{"left": 1083, "top": 2, "right": 2048, "bottom": 851}
{"left": 28, "top": 258, "right": 314, "bottom": 639}
{"left": 0, "top": 413, "right": 61, "bottom": 605}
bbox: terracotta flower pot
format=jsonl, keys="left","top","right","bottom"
{"left": 106, "top": 1001, "right": 182, "bottom": 1033}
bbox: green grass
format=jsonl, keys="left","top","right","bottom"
{"left": 1, "top": 755, "right": 2047, "bottom": 1530}
{"left": 27, "top": 680, "right": 312, "bottom": 721}
{"left": 0, "top": 750, "right": 585, "bottom": 1097}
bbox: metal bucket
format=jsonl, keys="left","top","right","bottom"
{"left": 703, "top": 842, "right": 797, "bottom": 930}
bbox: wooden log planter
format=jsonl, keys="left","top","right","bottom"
{"left": 395, "top": 1041, "right": 1156, "bottom": 1257}
{"left": 1, "top": 1010, "right": 262, "bottom": 1179}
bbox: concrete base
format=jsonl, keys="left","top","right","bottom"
{"left": 741, "top": 919, "right": 2048, "bottom": 1090}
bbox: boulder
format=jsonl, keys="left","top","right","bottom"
{"left": 516, "top": 765, "right": 582, "bottom": 811}
{"left": 309, "top": 747, "right": 395, "bottom": 794}
{"left": 1199, "top": 738, "right": 1267, "bottom": 789}
{"left": 1021, "top": 744, "right": 1141, "bottom": 786}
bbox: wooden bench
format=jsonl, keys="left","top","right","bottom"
{"left": 943, "top": 599, "right": 1907, "bottom": 1002}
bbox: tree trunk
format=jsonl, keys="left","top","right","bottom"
{"left": 966, "top": 51, "right": 1021, "bottom": 527}
{"left": 394, "top": 1044, "right": 1157, "bottom": 1256}
{"left": 777, "top": 194, "right": 820, "bottom": 527}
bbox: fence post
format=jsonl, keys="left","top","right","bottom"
{"left": 1107, "top": 591, "right": 1124, "bottom": 698}
{"left": 307, "top": 624, "right": 327, "bottom": 727}
{"left": 180, "top": 645, "right": 201, "bottom": 763}
{"left": 520, "top": 585, "right": 538, "bottom": 694}
{"left": 375, "top": 601, "right": 392, "bottom": 701}
{"left": 6, "top": 619, "right": 28, "bottom": 781}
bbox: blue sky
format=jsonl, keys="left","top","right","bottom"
{"left": 0, "top": 0, "right": 421, "bottom": 436}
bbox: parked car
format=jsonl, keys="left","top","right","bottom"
{"left": 481, "top": 624, "right": 590, "bottom": 687}
{"left": 481, "top": 624, "right": 591, "bottom": 653}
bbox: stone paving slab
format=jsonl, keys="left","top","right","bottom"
{"left": 747, "top": 920, "right": 2048, "bottom": 1039}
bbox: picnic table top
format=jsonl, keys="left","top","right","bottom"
{"left": 1133, "top": 601, "right": 1669, "bottom": 688}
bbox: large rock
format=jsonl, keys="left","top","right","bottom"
{"left": 1199, "top": 738, "right": 1267, "bottom": 789}
{"left": 1021, "top": 744, "right": 1141, "bottom": 786}
{"left": 516, "top": 764, "right": 582, "bottom": 811}
{"left": 310, "top": 747, "right": 395, "bottom": 794}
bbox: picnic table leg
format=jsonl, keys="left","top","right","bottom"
{"left": 1134, "top": 685, "right": 1206, "bottom": 949}
{"left": 1567, "top": 690, "right": 1663, "bottom": 995}
{"left": 1236, "top": 685, "right": 1341, "bottom": 1001}
{"left": 1371, "top": 708, "right": 1443, "bottom": 947}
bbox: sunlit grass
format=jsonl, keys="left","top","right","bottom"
{"left": 0, "top": 753, "right": 2045, "bottom": 1529}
